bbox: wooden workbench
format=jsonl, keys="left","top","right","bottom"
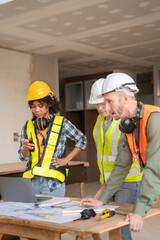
{"left": 0, "top": 162, "right": 26, "bottom": 176}
{"left": 66, "top": 161, "right": 89, "bottom": 198}
{"left": 0, "top": 201, "right": 160, "bottom": 240}
{"left": 0, "top": 161, "right": 89, "bottom": 175}
{"left": 0, "top": 161, "right": 89, "bottom": 197}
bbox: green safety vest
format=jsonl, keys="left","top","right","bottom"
{"left": 93, "top": 115, "right": 142, "bottom": 185}
{"left": 23, "top": 116, "right": 68, "bottom": 182}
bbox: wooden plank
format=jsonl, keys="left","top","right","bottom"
{"left": 0, "top": 162, "right": 26, "bottom": 174}
{"left": 75, "top": 235, "right": 83, "bottom": 240}
{"left": 0, "top": 222, "right": 60, "bottom": 240}
{"left": 66, "top": 165, "right": 88, "bottom": 185}
{"left": 84, "top": 110, "right": 99, "bottom": 182}
{"left": 20, "top": 238, "right": 30, "bottom": 240}
{"left": 0, "top": 161, "right": 90, "bottom": 172}
{"left": 75, "top": 233, "right": 101, "bottom": 240}
{"left": 80, "top": 182, "right": 84, "bottom": 198}
{"left": 61, "top": 202, "right": 160, "bottom": 235}
{"left": 109, "top": 228, "right": 121, "bottom": 240}
{"left": 0, "top": 202, "right": 159, "bottom": 240}
{"left": 92, "top": 233, "right": 101, "bottom": 240}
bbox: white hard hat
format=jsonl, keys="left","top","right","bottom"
{"left": 102, "top": 73, "right": 139, "bottom": 96}
{"left": 89, "top": 78, "right": 105, "bottom": 104}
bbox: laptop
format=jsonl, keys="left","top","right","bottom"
{"left": 0, "top": 177, "right": 52, "bottom": 204}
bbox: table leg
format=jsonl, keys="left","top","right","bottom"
{"left": 109, "top": 228, "right": 121, "bottom": 240}
{"left": 80, "top": 182, "right": 84, "bottom": 198}
{"left": 0, "top": 223, "right": 60, "bottom": 240}
{"left": 154, "top": 195, "right": 160, "bottom": 207}
{"left": 75, "top": 233, "right": 101, "bottom": 240}
{"left": 92, "top": 233, "right": 101, "bottom": 240}
{"left": 75, "top": 235, "right": 83, "bottom": 240}
{"left": 20, "top": 238, "right": 30, "bottom": 240}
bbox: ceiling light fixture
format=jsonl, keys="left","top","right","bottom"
{"left": 0, "top": 0, "right": 14, "bottom": 5}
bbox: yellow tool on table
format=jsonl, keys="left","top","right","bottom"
{"left": 101, "top": 209, "right": 115, "bottom": 220}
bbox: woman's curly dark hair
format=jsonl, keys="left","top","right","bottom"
{"left": 28, "top": 94, "right": 61, "bottom": 114}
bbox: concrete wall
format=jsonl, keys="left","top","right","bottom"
{"left": 113, "top": 69, "right": 137, "bottom": 82}
{"left": 0, "top": 48, "right": 58, "bottom": 164}
{"left": 113, "top": 69, "right": 154, "bottom": 105}
{"left": 30, "top": 54, "right": 59, "bottom": 99}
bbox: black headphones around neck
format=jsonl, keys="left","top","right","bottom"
{"left": 119, "top": 103, "right": 141, "bottom": 134}
{"left": 34, "top": 117, "right": 49, "bottom": 130}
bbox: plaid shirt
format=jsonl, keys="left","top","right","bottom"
{"left": 18, "top": 114, "right": 87, "bottom": 190}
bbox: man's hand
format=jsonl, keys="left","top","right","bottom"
{"left": 125, "top": 213, "right": 144, "bottom": 232}
{"left": 80, "top": 197, "right": 103, "bottom": 207}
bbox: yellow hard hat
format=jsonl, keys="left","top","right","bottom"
{"left": 26, "top": 81, "right": 53, "bottom": 101}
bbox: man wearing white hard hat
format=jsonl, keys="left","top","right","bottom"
{"left": 81, "top": 72, "right": 160, "bottom": 233}
{"left": 84, "top": 78, "right": 142, "bottom": 240}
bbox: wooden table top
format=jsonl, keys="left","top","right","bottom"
{"left": 0, "top": 161, "right": 89, "bottom": 175}
{"left": 0, "top": 201, "right": 159, "bottom": 237}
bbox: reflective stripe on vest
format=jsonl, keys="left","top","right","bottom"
{"left": 23, "top": 119, "right": 39, "bottom": 179}
{"left": 93, "top": 115, "right": 121, "bottom": 184}
{"left": 23, "top": 116, "right": 65, "bottom": 182}
{"left": 93, "top": 115, "right": 142, "bottom": 184}
{"left": 126, "top": 104, "right": 160, "bottom": 165}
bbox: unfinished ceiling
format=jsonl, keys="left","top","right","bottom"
{"left": 0, "top": 0, "right": 160, "bottom": 79}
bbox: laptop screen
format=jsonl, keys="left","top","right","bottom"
{"left": 0, "top": 177, "right": 37, "bottom": 203}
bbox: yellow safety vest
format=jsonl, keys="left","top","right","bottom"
{"left": 23, "top": 116, "right": 68, "bottom": 182}
{"left": 93, "top": 115, "right": 142, "bottom": 185}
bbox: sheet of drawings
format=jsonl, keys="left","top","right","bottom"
{"left": 0, "top": 200, "right": 119, "bottom": 224}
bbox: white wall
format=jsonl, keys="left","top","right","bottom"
{"left": 0, "top": 48, "right": 58, "bottom": 164}
{"left": 0, "top": 48, "right": 31, "bottom": 164}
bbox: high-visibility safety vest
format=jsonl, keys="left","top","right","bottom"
{"left": 93, "top": 115, "right": 142, "bottom": 185}
{"left": 126, "top": 105, "right": 160, "bottom": 166}
{"left": 23, "top": 116, "right": 68, "bottom": 182}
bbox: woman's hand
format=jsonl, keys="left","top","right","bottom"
{"left": 22, "top": 138, "right": 34, "bottom": 158}
{"left": 52, "top": 157, "right": 69, "bottom": 168}
{"left": 23, "top": 138, "right": 34, "bottom": 151}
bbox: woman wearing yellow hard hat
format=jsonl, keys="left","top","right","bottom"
{"left": 18, "top": 81, "right": 87, "bottom": 196}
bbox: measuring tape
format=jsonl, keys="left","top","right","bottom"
{"left": 101, "top": 209, "right": 115, "bottom": 220}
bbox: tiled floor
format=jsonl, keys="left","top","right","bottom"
{"left": 62, "top": 181, "right": 160, "bottom": 240}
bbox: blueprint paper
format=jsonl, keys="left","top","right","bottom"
{"left": 0, "top": 200, "right": 119, "bottom": 224}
